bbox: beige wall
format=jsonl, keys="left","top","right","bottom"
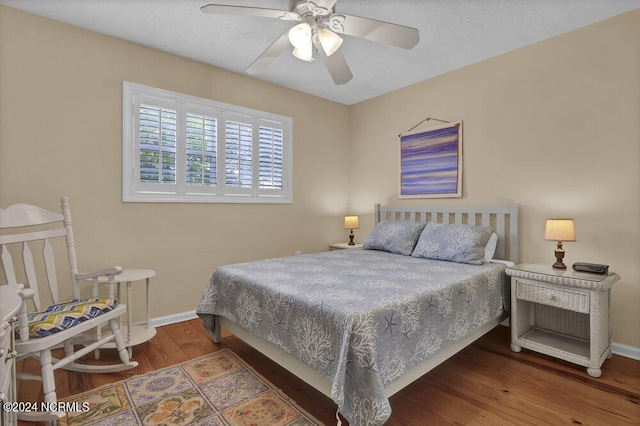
{"left": 0, "top": 6, "right": 350, "bottom": 319}
{"left": 349, "top": 10, "right": 640, "bottom": 348}
{"left": 1, "top": 6, "right": 638, "bottom": 349}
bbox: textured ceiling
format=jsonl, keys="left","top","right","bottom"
{"left": 1, "top": 0, "right": 638, "bottom": 105}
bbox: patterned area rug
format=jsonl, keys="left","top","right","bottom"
{"left": 59, "top": 349, "right": 323, "bottom": 425}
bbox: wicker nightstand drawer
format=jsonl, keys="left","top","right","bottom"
{"left": 515, "top": 280, "right": 589, "bottom": 313}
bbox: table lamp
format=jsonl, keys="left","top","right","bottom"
{"left": 544, "top": 218, "right": 576, "bottom": 269}
{"left": 344, "top": 215, "right": 360, "bottom": 245}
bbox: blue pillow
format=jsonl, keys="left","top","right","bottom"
{"left": 411, "top": 222, "right": 494, "bottom": 265}
{"left": 363, "top": 221, "right": 426, "bottom": 255}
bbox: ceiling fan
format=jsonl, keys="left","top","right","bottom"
{"left": 201, "top": 0, "right": 419, "bottom": 85}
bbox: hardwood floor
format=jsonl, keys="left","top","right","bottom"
{"left": 17, "top": 320, "right": 640, "bottom": 425}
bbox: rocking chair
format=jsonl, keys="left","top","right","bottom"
{"left": 0, "top": 197, "right": 137, "bottom": 422}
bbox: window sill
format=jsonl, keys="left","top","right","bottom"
{"left": 123, "top": 192, "right": 292, "bottom": 204}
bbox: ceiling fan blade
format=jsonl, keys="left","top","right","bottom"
{"left": 318, "top": 48, "right": 353, "bottom": 85}
{"left": 246, "top": 31, "right": 291, "bottom": 75}
{"left": 330, "top": 14, "right": 419, "bottom": 49}
{"left": 200, "top": 4, "right": 300, "bottom": 21}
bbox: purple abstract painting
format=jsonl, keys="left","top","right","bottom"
{"left": 399, "top": 121, "right": 462, "bottom": 198}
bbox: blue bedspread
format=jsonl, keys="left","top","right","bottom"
{"left": 197, "top": 249, "right": 508, "bottom": 425}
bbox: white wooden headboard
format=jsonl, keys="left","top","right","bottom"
{"left": 375, "top": 203, "right": 519, "bottom": 262}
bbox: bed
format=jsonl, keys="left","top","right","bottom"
{"left": 197, "top": 203, "right": 518, "bottom": 425}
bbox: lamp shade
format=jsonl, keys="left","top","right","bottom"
{"left": 288, "top": 23, "right": 311, "bottom": 47}
{"left": 292, "top": 44, "right": 313, "bottom": 61}
{"left": 344, "top": 215, "right": 360, "bottom": 229}
{"left": 318, "top": 28, "right": 343, "bottom": 56}
{"left": 289, "top": 23, "right": 313, "bottom": 61}
{"left": 544, "top": 219, "right": 576, "bottom": 242}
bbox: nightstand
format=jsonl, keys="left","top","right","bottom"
{"left": 328, "top": 242, "right": 363, "bottom": 250}
{"left": 506, "top": 263, "right": 620, "bottom": 377}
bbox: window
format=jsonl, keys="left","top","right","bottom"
{"left": 122, "top": 82, "right": 292, "bottom": 203}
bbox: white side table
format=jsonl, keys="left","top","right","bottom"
{"left": 328, "top": 242, "right": 363, "bottom": 250}
{"left": 89, "top": 269, "right": 156, "bottom": 356}
{"left": 506, "top": 263, "right": 620, "bottom": 377}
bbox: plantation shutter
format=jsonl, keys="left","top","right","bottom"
{"left": 186, "top": 113, "right": 217, "bottom": 187}
{"left": 225, "top": 120, "right": 253, "bottom": 190}
{"left": 138, "top": 104, "right": 177, "bottom": 184}
{"left": 124, "top": 81, "right": 291, "bottom": 203}
{"left": 258, "top": 125, "right": 283, "bottom": 190}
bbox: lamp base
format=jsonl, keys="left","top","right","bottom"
{"left": 348, "top": 230, "right": 355, "bottom": 245}
{"left": 552, "top": 242, "right": 566, "bottom": 269}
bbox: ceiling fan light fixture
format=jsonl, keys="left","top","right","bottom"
{"left": 201, "top": 1, "right": 419, "bottom": 85}
{"left": 288, "top": 22, "right": 311, "bottom": 48}
{"left": 292, "top": 43, "right": 313, "bottom": 61}
{"left": 289, "top": 22, "right": 313, "bottom": 61}
{"left": 318, "top": 28, "right": 343, "bottom": 56}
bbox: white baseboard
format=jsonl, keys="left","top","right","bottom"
{"left": 611, "top": 342, "right": 640, "bottom": 361}
{"left": 150, "top": 310, "right": 198, "bottom": 328}
{"left": 154, "top": 311, "right": 640, "bottom": 361}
